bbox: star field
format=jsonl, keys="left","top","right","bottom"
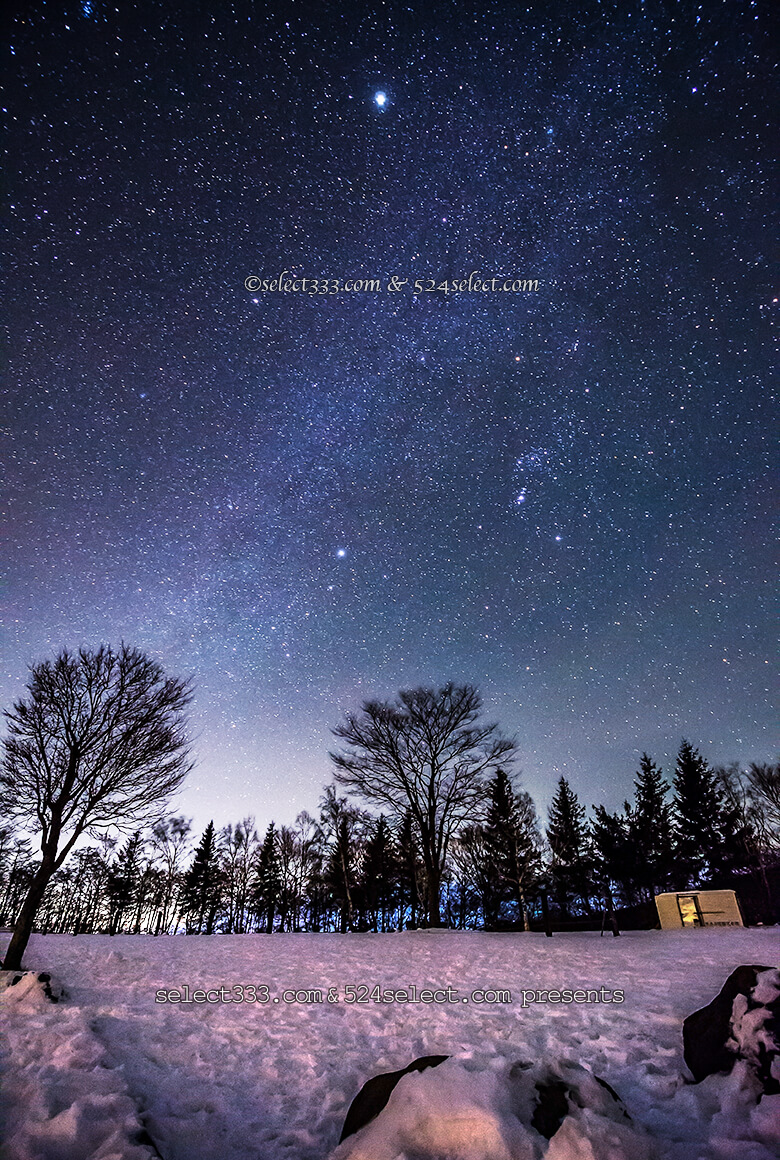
{"left": 3, "top": 1, "right": 776, "bottom": 828}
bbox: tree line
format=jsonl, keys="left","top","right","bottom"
{"left": 1, "top": 648, "right": 778, "bottom": 967}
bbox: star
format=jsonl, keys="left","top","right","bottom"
{"left": 374, "top": 92, "right": 387, "bottom": 108}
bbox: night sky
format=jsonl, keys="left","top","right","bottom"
{"left": 4, "top": 1, "right": 776, "bottom": 834}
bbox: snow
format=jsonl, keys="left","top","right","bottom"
{"left": 330, "top": 1056, "right": 657, "bottom": 1160}
{"left": 1, "top": 929, "right": 778, "bottom": 1159}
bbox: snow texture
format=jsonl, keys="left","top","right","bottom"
{"left": 1, "top": 929, "right": 778, "bottom": 1160}
{"left": 330, "top": 1055, "right": 658, "bottom": 1160}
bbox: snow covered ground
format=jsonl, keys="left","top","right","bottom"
{"left": 1, "top": 928, "right": 778, "bottom": 1159}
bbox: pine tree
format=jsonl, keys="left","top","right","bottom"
{"left": 547, "top": 777, "right": 591, "bottom": 918}
{"left": 590, "top": 806, "right": 632, "bottom": 904}
{"left": 252, "top": 823, "right": 281, "bottom": 932}
{"left": 628, "top": 754, "right": 675, "bottom": 898}
{"left": 484, "top": 770, "right": 540, "bottom": 930}
{"left": 361, "top": 815, "right": 398, "bottom": 931}
{"left": 672, "top": 741, "right": 731, "bottom": 887}
{"left": 181, "top": 821, "right": 222, "bottom": 933}
{"left": 106, "top": 832, "right": 144, "bottom": 934}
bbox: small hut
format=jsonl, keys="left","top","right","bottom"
{"left": 654, "top": 890, "right": 744, "bottom": 929}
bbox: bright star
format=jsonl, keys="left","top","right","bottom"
{"left": 337, "top": 548, "right": 346, "bottom": 557}
{"left": 374, "top": 92, "right": 387, "bottom": 108}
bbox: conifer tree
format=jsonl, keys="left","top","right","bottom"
{"left": 672, "top": 741, "right": 733, "bottom": 886}
{"left": 590, "top": 806, "right": 632, "bottom": 904}
{"left": 252, "top": 822, "right": 280, "bottom": 932}
{"left": 484, "top": 769, "right": 541, "bottom": 929}
{"left": 107, "top": 831, "right": 144, "bottom": 934}
{"left": 628, "top": 754, "right": 675, "bottom": 897}
{"left": 181, "top": 821, "right": 222, "bottom": 933}
{"left": 361, "top": 814, "right": 398, "bottom": 931}
{"left": 547, "top": 777, "right": 591, "bottom": 918}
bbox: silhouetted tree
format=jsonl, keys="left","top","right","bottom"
{"left": 745, "top": 762, "right": 780, "bottom": 851}
{"left": 149, "top": 815, "right": 192, "bottom": 934}
{"left": 672, "top": 741, "right": 735, "bottom": 886}
{"left": 331, "top": 683, "right": 515, "bottom": 925}
{"left": 452, "top": 824, "right": 496, "bottom": 927}
{"left": 547, "top": 777, "right": 591, "bottom": 918}
{"left": 397, "top": 811, "right": 422, "bottom": 928}
{"left": 0, "top": 829, "right": 34, "bottom": 929}
{"left": 220, "top": 817, "right": 257, "bottom": 933}
{"left": 627, "top": 754, "right": 675, "bottom": 898}
{"left": 252, "top": 823, "right": 281, "bottom": 932}
{"left": 320, "top": 786, "right": 365, "bottom": 932}
{"left": 590, "top": 805, "right": 631, "bottom": 903}
{"left": 181, "top": 821, "right": 222, "bottom": 933}
{"left": 107, "top": 831, "right": 145, "bottom": 934}
{"left": 484, "top": 769, "right": 541, "bottom": 929}
{"left": 360, "top": 815, "right": 398, "bottom": 931}
{"left": 0, "top": 645, "right": 193, "bottom": 970}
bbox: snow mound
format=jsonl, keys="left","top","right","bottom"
{"left": 1, "top": 968, "right": 67, "bottom": 1008}
{"left": 728, "top": 967, "right": 780, "bottom": 1085}
{"left": 330, "top": 1055, "right": 658, "bottom": 1160}
{"left": 0, "top": 969, "right": 159, "bottom": 1160}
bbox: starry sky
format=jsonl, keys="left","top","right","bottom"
{"left": 3, "top": 0, "right": 776, "bottom": 835}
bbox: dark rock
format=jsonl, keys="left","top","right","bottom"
{"left": 335, "top": 1057, "right": 648, "bottom": 1158}
{"left": 134, "top": 1125, "right": 165, "bottom": 1159}
{"left": 529, "top": 1065, "right": 630, "bottom": 1139}
{"left": 531, "top": 1077, "right": 569, "bottom": 1138}
{"left": 683, "top": 963, "right": 779, "bottom": 1090}
{"left": 339, "top": 1054, "right": 449, "bottom": 1142}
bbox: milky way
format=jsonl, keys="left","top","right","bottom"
{"left": 4, "top": 1, "right": 775, "bottom": 829}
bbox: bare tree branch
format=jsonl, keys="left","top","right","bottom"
{"left": 0, "top": 644, "right": 193, "bottom": 969}
{"left": 330, "top": 683, "right": 515, "bottom": 925}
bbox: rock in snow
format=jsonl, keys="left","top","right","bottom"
{"left": 1, "top": 968, "right": 67, "bottom": 1007}
{"left": 330, "top": 1055, "right": 658, "bottom": 1160}
{"left": 340, "top": 1053, "right": 450, "bottom": 1141}
{"left": 683, "top": 964, "right": 780, "bottom": 1093}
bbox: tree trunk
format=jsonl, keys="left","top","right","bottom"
{"left": 2, "top": 858, "right": 56, "bottom": 971}
{"left": 520, "top": 889, "right": 530, "bottom": 932}
{"left": 541, "top": 891, "right": 553, "bottom": 937}
{"left": 426, "top": 862, "right": 442, "bottom": 926}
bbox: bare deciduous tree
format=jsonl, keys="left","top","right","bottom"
{"left": 746, "top": 762, "right": 780, "bottom": 849}
{"left": 0, "top": 645, "right": 193, "bottom": 969}
{"left": 330, "top": 683, "right": 515, "bottom": 925}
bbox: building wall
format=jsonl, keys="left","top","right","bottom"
{"left": 654, "top": 890, "right": 743, "bottom": 929}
